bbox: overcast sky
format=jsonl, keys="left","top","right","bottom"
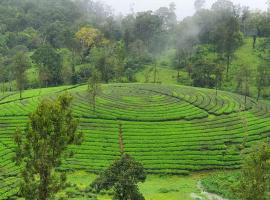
{"left": 97, "top": 0, "right": 268, "bottom": 19}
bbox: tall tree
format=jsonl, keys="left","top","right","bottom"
{"left": 236, "top": 64, "right": 252, "bottom": 105}
{"left": 91, "top": 154, "right": 146, "bottom": 200}
{"left": 13, "top": 51, "right": 30, "bottom": 99}
{"left": 75, "top": 26, "right": 105, "bottom": 61}
{"left": 0, "top": 56, "right": 8, "bottom": 93}
{"left": 90, "top": 44, "right": 120, "bottom": 83}
{"left": 14, "top": 94, "right": 82, "bottom": 200}
{"left": 155, "top": 4, "right": 177, "bottom": 30}
{"left": 194, "top": 0, "right": 206, "bottom": 11}
{"left": 67, "top": 37, "right": 82, "bottom": 84}
{"left": 122, "top": 14, "right": 136, "bottom": 50}
{"left": 214, "top": 59, "right": 226, "bottom": 96}
{"left": 213, "top": 14, "right": 243, "bottom": 79}
{"left": 173, "top": 38, "right": 195, "bottom": 81}
{"left": 88, "top": 68, "right": 101, "bottom": 112}
{"left": 256, "top": 64, "right": 269, "bottom": 101}
{"left": 190, "top": 46, "right": 217, "bottom": 88}
{"left": 31, "top": 46, "right": 63, "bottom": 86}
{"left": 134, "top": 11, "right": 163, "bottom": 49}
{"left": 240, "top": 6, "right": 250, "bottom": 36}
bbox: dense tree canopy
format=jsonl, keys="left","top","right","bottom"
{"left": 31, "top": 46, "right": 63, "bottom": 86}
{"left": 0, "top": 0, "right": 269, "bottom": 98}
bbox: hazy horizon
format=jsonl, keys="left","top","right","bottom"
{"left": 97, "top": 0, "right": 268, "bottom": 19}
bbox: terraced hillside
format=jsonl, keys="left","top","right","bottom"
{"left": 0, "top": 83, "right": 270, "bottom": 199}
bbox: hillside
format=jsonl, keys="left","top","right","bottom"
{"left": 0, "top": 83, "right": 270, "bottom": 198}
{"left": 135, "top": 38, "right": 268, "bottom": 98}
{"left": 229, "top": 37, "right": 267, "bottom": 96}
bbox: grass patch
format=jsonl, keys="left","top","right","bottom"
{"left": 65, "top": 171, "right": 205, "bottom": 200}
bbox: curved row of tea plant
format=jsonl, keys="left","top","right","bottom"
{"left": 0, "top": 83, "right": 269, "bottom": 199}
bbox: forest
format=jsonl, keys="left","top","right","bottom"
{"left": 0, "top": 0, "right": 269, "bottom": 98}
{"left": 0, "top": 0, "right": 270, "bottom": 200}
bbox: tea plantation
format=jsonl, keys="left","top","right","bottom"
{"left": 0, "top": 83, "right": 270, "bottom": 199}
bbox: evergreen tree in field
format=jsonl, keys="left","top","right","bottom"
{"left": 88, "top": 68, "right": 101, "bottom": 112}
{"left": 91, "top": 154, "right": 146, "bottom": 200}
{"left": 13, "top": 51, "right": 30, "bottom": 99}
{"left": 14, "top": 93, "right": 82, "bottom": 200}
{"left": 236, "top": 63, "right": 252, "bottom": 106}
{"left": 239, "top": 142, "right": 270, "bottom": 200}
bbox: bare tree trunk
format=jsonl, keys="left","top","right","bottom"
{"left": 226, "top": 55, "right": 230, "bottom": 80}
{"left": 253, "top": 35, "right": 257, "bottom": 49}
{"left": 244, "top": 93, "right": 247, "bottom": 108}
{"left": 9, "top": 81, "right": 12, "bottom": 92}
{"left": 153, "top": 63, "right": 157, "bottom": 83}
{"left": 71, "top": 50, "right": 77, "bottom": 84}
{"left": 2, "top": 82, "right": 4, "bottom": 94}
{"left": 257, "top": 87, "right": 261, "bottom": 102}
{"left": 93, "top": 94, "right": 96, "bottom": 112}
{"left": 39, "top": 168, "right": 50, "bottom": 200}
{"left": 245, "top": 79, "right": 248, "bottom": 107}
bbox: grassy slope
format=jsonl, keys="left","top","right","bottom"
{"left": 136, "top": 66, "right": 177, "bottom": 84}
{"left": 66, "top": 171, "right": 206, "bottom": 200}
{"left": 228, "top": 37, "right": 264, "bottom": 96}
{"left": 201, "top": 171, "right": 241, "bottom": 200}
{"left": 136, "top": 38, "right": 266, "bottom": 90}
{"left": 135, "top": 66, "right": 192, "bottom": 85}
{"left": 232, "top": 38, "right": 261, "bottom": 73}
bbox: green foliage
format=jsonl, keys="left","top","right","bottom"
{"left": 90, "top": 43, "right": 125, "bottom": 83}
{"left": 91, "top": 154, "right": 146, "bottom": 200}
{"left": 235, "top": 63, "right": 253, "bottom": 104}
{"left": 256, "top": 63, "right": 269, "bottom": 100}
{"left": 76, "top": 27, "right": 104, "bottom": 49}
{"left": 45, "top": 22, "right": 73, "bottom": 49}
{"left": 0, "top": 56, "right": 10, "bottom": 88}
{"left": 239, "top": 142, "right": 270, "bottom": 200}
{"left": 66, "top": 171, "right": 203, "bottom": 200}
{"left": 0, "top": 0, "right": 268, "bottom": 93}
{"left": 0, "top": 83, "right": 269, "bottom": 198}
{"left": 88, "top": 68, "right": 101, "bottom": 111}
{"left": 202, "top": 142, "right": 270, "bottom": 200}
{"left": 12, "top": 51, "right": 30, "bottom": 98}
{"left": 14, "top": 93, "right": 82, "bottom": 200}
{"left": 134, "top": 12, "right": 163, "bottom": 48}
{"left": 0, "top": 0, "right": 269, "bottom": 198}
{"left": 31, "top": 46, "right": 63, "bottom": 86}
{"left": 190, "top": 46, "right": 226, "bottom": 88}
{"left": 201, "top": 172, "right": 241, "bottom": 200}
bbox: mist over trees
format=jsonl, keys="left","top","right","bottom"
{"left": 0, "top": 1, "right": 269, "bottom": 199}
{"left": 0, "top": 0, "right": 269, "bottom": 98}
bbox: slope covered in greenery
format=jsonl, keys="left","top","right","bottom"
{"left": 229, "top": 38, "right": 266, "bottom": 95}
{"left": 0, "top": 83, "right": 270, "bottom": 198}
